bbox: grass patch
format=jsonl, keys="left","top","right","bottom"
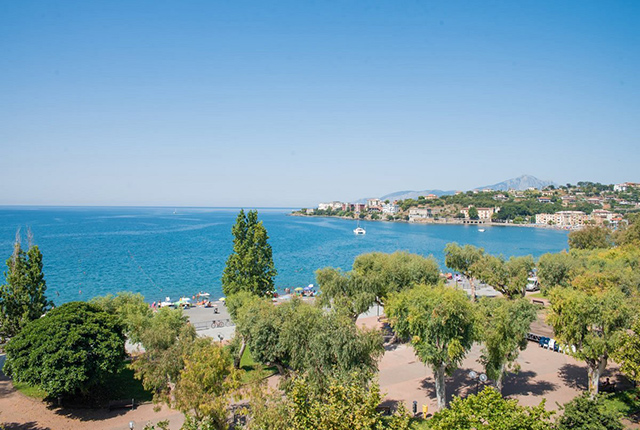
{"left": 528, "top": 291, "right": 546, "bottom": 299}
{"left": 602, "top": 388, "right": 640, "bottom": 418}
{"left": 240, "top": 347, "right": 277, "bottom": 383}
{"left": 13, "top": 381, "right": 47, "bottom": 400}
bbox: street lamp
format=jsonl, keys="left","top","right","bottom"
{"left": 468, "top": 370, "right": 488, "bottom": 394}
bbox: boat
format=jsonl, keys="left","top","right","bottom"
{"left": 353, "top": 221, "right": 366, "bottom": 235}
{"left": 160, "top": 297, "right": 173, "bottom": 307}
{"left": 478, "top": 228, "right": 485, "bottom": 232}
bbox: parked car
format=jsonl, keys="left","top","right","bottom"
{"left": 526, "top": 276, "right": 540, "bottom": 292}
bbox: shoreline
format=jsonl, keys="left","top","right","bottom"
{"left": 289, "top": 212, "right": 577, "bottom": 231}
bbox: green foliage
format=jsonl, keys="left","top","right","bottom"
{"left": 243, "top": 375, "right": 410, "bottom": 430}
{"left": 233, "top": 298, "right": 383, "bottom": 391}
{"left": 222, "top": 209, "right": 277, "bottom": 297}
{"left": 386, "top": 285, "right": 477, "bottom": 409}
{"left": 91, "top": 291, "right": 152, "bottom": 343}
{"left": 444, "top": 243, "right": 484, "bottom": 278}
{"left": 468, "top": 206, "right": 479, "bottom": 220}
{"left": 568, "top": 226, "right": 612, "bottom": 250}
{"left": 174, "top": 338, "right": 242, "bottom": 429}
{"left": 547, "top": 287, "right": 632, "bottom": 396}
{"left": 131, "top": 307, "right": 196, "bottom": 404}
{"left": 612, "top": 319, "right": 640, "bottom": 385}
{"left": 317, "top": 251, "right": 440, "bottom": 319}
{"left": 474, "top": 254, "right": 535, "bottom": 299}
{"left": 556, "top": 393, "right": 624, "bottom": 430}
{"left": 537, "top": 252, "right": 579, "bottom": 292}
{"left": 614, "top": 213, "right": 640, "bottom": 246}
{"left": 0, "top": 239, "right": 52, "bottom": 340}
{"left": 428, "top": 386, "right": 552, "bottom": 430}
{"left": 3, "top": 302, "right": 125, "bottom": 398}
{"left": 478, "top": 298, "right": 537, "bottom": 389}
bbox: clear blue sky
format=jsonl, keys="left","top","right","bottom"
{"left": 1, "top": 1, "right": 639, "bottom": 207}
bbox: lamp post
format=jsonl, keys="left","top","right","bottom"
{"left": 468, "top": 370, "right": 488, "bottom": 394}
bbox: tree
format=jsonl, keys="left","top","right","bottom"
{"left": 3, "top": 302, "right": 125, "bottom": 399}
{"left": 91, "top": 291, "right": 152, "bottom": 344}
{"left": 568, "top": 226, "right": 612, "bottom": 250}
{"left": 547, "top": 287, "right": 631, "bottom": 397}
{"left": 242, "top": 375, "right": 410, "bottom": 430}
{"left": 316, "top": 251, "right": 440, "bottom": 320}
{"left": 131, "top": 307, "right": 196, "bottom": 404}
{"left": 468, "top": 206, "right": 479, "bottom": 220}
{"left": 444, "top": 243, "right": 485, "bottom": 300}
{"left": 537, "top": 252, "right": 578, "bottom": 293}
{"left": 556, "top": 393, "right": 624, "bottom": 430}
{"left": 173, "top": 338, "right": 241, "bottom": 430}
{"left": 478, "top": 298, "right": 537, "bottom": 391}
{"left": 233, "top": 298, "right": 383, "bottom": 390}
{"left": 386, "top": 285, "right": 478, "bottom": 410}
{"left": 611, "top": 319, "right": 640, "bottom": 385}
{"left": 0, "top": 236, "right": 53, "bottom": 340}
{"left": 288, "top": 375, "right": 410, "bottom": 430}
{"left": 614, "top": 213, "right": 640, "bottom": 247}
{"left": 474, "top": 254, "right": 534, "bottom": 299}
{"left": 429, "top": 386, "right": 552, "bottom": 430}
{"left": 222, "top": 209, "right": 277, "bottom": 297}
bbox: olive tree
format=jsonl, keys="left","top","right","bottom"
{"left": 444, "top": 243, "right": 485, "bottom": 299}
{"left": 316, "top": 251, "right": 440, "bottom": 320}
{"left": 547, "top": 287, "right": 631, "bottom": 397}
{"left": 478, "top": 298, "right": 537, "bottom": 391}
{"left": 386, "top": 285, "right": 478, "bottom": 410}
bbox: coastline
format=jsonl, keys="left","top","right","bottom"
{"left": 289, "top": 212, "right": 578, "bottom": 231}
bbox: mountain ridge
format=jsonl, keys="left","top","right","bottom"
{"left": 368, "top": 175, "right": 555, "bottom": 202}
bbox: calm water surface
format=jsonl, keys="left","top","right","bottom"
{"left": 0, "top": 207, "right": 569, "bottom": 305}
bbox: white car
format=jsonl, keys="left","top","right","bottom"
{"left": 526, "top": 277, "right": 540, "bottom": 292}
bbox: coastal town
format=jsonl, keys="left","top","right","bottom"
{"left": 297, "top": 181, "right": 640, "bottom": 229}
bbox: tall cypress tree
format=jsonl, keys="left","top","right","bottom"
{"left": 222, "top": 210, "right": 277, "bottom": 297}
{"left": 0, "top": 234, "right": 53, "bottom": 340}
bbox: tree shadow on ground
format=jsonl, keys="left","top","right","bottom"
{"left": 419, "top": 367, "right": 477, "bottom": 403}
{"left": 557, "top": 363, "right": 588, "bottom": 391}
{"left": 48, "top": 403, "right": 133, "bottom": 422}
{"left": 502, "top": 370, "right": 558, "bottom": 397}
{"left": 1, "top": 423, "right": 51, "bottom": 430}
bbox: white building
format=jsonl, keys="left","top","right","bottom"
{"left": 460, "top": 206, "right": 498, "bottom": 220}
{"left": 366, "top": 198, "right": 383, "bottom": 208}
{"left": 409, "top": 207, "right": 441, "bottom": 222}
{"left": 535, "top": 211, "right": 588, "bottom": 226}
{"left": 382, "top": 204, "right": 399, "bottom": 215}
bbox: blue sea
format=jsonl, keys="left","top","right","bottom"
{"left": 0, "top": 207, "right": 569, "bottom": 305}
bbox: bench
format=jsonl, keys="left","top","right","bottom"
{"left": 532, "top": 299, "right": 545, "bottom": 306}
{"left": 108, "top": 398, "right": 136, "bottom": 411}
{"left": 193, "top": 321, "right": 211, "bottom": 331}
{"left": 376, "top": 406, "right": 392, "bottom": 416}
{"left": 601, "top": 382, "right": 616, "bottom": 393}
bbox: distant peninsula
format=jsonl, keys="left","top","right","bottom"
{"left": 294, "top": 177, "right": 639, "bottom": 230}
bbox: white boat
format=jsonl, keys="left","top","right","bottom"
{"left": 160, "top": 297, "right": 173, "bottom": 307}
{"left": 353, "top": 221, "right": 366, "bottom": 235}
{"left": 478, "top": 228, "right": 485, "bottom": 232}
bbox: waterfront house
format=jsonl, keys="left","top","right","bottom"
{"left": 382, "top": 203, "right": 399, "bottom": 215}
{"left": 536, "top": 211, "right": 588, "bottom": 227}
{"left": 409, "top": 207, "right": 441, "bottom": 222}
{"left": 460, "top": 206, "right": 498, "bottom": 220}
